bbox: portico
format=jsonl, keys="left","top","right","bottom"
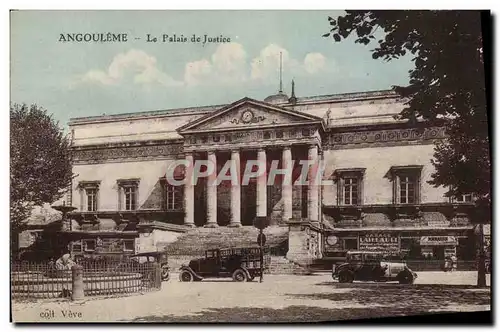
{"left": 177, "top": 97, "right": 325, "bottom": 227}
{"left": 66, "top": 88, "right": 486, "bottom": 269}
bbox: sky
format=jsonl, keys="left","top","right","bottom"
{"left": 10, "top": 10, "right": 414, "bottom": 128}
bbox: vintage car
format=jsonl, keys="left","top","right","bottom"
{"left": 130, "top": 251, "right": 170, "bottom": 281}
{"left": 178, "top": 247, "right": 267, "bottom": 282}
{"left": 332, "top": 251, "right": 418, "bottom": 284}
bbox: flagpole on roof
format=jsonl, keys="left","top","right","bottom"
{"left": 279, "top": 52, "right": 283, "bottom": 93}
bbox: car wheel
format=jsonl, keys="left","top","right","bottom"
{"left": 338, "top": 271, "right": 354, "bottom": 283}
{"left": 179, "top": 270, "right": 194, "bottom": 282}
{"left": 232, "top": 269, "right": 248, "bottom": 282}
{"left": 397, "top": 271, "right": 414, "bottom": 284}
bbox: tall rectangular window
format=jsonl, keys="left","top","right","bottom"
{"left": 78, "top": 181, "right": 101, "bottom": 212}
{"left": 334, "top": 168, "right": 365, "bottom": 206}
{"left": 399, "top": 175, "right": 416, "bottom": 204}
{"left": 86, "top": 188, "right": 98, "bottom": 211}
{"left": 117, "top": 179, "right": 140, "bottom": 211}
{"left": 389, "top": 166, "right": 423, "bottom": 205}
{"left": 165, "top": 184, "right": 183, "bottom": 210}
{"left": 124, "top": 186, "right": 137, "bottom": 211}
{"left": 343, "top": 177, "right": 359, "bottom": 205}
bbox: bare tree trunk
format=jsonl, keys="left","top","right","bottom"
{"left": 477, "top": 223, "right": 486, "bottom": 287}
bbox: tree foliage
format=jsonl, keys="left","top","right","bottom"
{"left": 324, "top": 10, "right": 490, "bottom": 207}
{"left": 10, "top": 104, "right": 73, "bottom": 230}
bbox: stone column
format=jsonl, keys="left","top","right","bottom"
{"left": 256, "top": 148, "right": 267, "bottom": 217}
{"left": 184, "top": 153, "right": 195, "bottom": 227}
{"left": 229, "top": 149, "right": 242, "bottom": 227}
{"left": 282, "top": 146, "right": 293, "bottom": 221}
{"left": 205, "top": 150, "right": 218, "bottom": 227}
{"left": 307, "top": 145, "right": 319, "bottom": 222}
{"left": 318, "top": 150, "right": 324, "bottom": 223}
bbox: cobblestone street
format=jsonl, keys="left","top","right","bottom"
{"left": 12, "top": 271, "right": 490, "bottom": 323}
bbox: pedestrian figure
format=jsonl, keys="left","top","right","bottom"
{"left": 55, "top": 253, "right": 76, "bottom": 270}
{"left": 444, "top": 256, "right": 452, "bottom": 272}
{"left": 450, "top": 254, "right": 457, "bottom": 272}
{"left": 53, "top": 253, "right": 76, "bottom": 298}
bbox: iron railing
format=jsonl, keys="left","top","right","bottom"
{"left": 11, "top": 260, "right": 161, "bottom": 300}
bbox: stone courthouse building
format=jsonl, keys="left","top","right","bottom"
{"left": 65, "top": 86, "right": 484, "bottom": 267}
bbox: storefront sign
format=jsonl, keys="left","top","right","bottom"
{"left": 420, "top": 236, "right": 457, "bottom": 246}
{"left": 359, "top": 233, "right": 399, "bottom": 251}
{"left": 427, "top": 220, "right": 449, "bottom": 227}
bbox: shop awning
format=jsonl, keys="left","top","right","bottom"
{"left": 327, "top": 226, "right": 474, "bottom": 232}
{"left": 59, "top": 230, "right": 138, "bottom": 236}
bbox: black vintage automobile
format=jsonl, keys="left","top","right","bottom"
{"left": 332, "top": 251, "right": 418, "bottom": 284}
{"left": 179, "top": 247, "right": 267, "bottom": 282}
{"left": 130, "top": 250, "right": 170, "bottom": 281}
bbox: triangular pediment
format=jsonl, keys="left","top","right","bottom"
{"left": 177, "top": 97, "right": 323, "bottom": 134}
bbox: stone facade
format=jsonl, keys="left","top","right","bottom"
{"left": 66, "top": 89, "right": 482, "bottom": 265}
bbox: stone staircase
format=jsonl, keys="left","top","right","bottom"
{"left": 162, "top": 226, "right": 314, "bottom": 275}
{"left": 268, "top": 256, "right": 313, "bottom": 275}
{"left": 163, "top": 225, "right": 289, "bottom": 256}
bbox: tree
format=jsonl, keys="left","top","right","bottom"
{"left": 324, "top": 11, "right": 490, "bottom": 286}
{"left": 10, "top": 104, "right": 73, "bottom": 240}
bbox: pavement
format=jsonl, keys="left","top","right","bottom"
{"left": 11, "top": 271, "right": 491, "bottom": 323}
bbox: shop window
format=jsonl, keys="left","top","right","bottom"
{"left": 83, "top": 239, "right": 96, "bottom": 252}
{"left": 123, "top": 239, "right": 135, "bottom": 252}
{"left": 334, "top": 168, "right": 365, "bottom": 206}
{"left": 117, "top": 179, "right": 140, "bottom": 211}
{"left": 343, "top": 238, "right": 358, "bottom": 250}
{"left": 389, "top": 165, "right": 423, "bottom": 204}
{"left": 71, "top": 241, "right": 83, "bottom": 253}
{"left": 400, "top": 238, "right": 422, "bottom": 259}
{"left": 421, "top": 247, "right": 434, "bottom": 259}
{"left": 78, "top": 181, "right": 101, "bottom": 212}
{"left": 100, "top": 238, "right": 122, "bottom": 253}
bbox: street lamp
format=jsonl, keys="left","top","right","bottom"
{"left": 253, "top": 216, "right": 269, "bottom": 283}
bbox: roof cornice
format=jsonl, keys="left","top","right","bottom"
{"left": 68, "top": 89, "right": 400, "bottom": 126}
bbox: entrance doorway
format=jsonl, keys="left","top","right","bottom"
{"left": 241, "top": 180, "right": 256, "bottom": 225}
{"left": 193, "top": 178, "right": 207, "bottom": 227}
